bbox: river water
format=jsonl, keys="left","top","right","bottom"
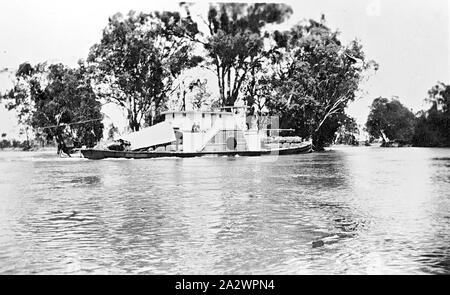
{"left": 0, "top": 146, "right": 449, "bottom": 274}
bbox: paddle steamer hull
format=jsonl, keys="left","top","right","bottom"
{"left": 80, "top": 144, "right": 312, "bottom": 160}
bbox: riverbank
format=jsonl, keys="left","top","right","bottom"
{"left": 0, "top": 146, "right": 56, "bottom": 152}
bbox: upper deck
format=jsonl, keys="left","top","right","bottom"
{"left": 162, "top": 106, "right": 249, "bottom": 132}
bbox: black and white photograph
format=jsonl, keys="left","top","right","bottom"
{"left": 0, "top": 0, "right": 449, "bottom": 279}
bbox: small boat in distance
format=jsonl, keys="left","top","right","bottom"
{"left": 80, "top": 106, "right": 312, "bottom": 160}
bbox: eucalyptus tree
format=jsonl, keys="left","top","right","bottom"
{"left": 263, "top": 19, "right": 378, "bottom": 150}
{"left": 2, "top": 62, "right": 104, "bottom": 150}
{"left": 88, "top": 11, "right": 202, "bottom": 131}
{"left": 334, "top": 115, "right": 360, "bottom": 145}
{"left": 200, "top": 3, "right": 292, "bottom": 107}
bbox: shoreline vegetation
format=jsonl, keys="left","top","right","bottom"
{"left": 0, "top": 3, "right": 448, "bottom": 153}
{"left": 0, "top": 146, "right": 56, "bottom": 152}
{"left": 364, "top": 88, "right": 450, "bottom": 148}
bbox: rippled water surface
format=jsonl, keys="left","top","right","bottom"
{"left": 0, "top": 146, "right": 449, "bottom": 274}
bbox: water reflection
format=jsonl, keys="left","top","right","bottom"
{"left": 0, "top": 147, "right": 449, "bottom": 274}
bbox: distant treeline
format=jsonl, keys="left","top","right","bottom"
{"left": 365, "top": 82, "right": 450, "bottom": 147}
{"left": 0, "top": 133, "right": 55, "bottom": 150}
{"left": 0, "top": 138, "right": 30, "bottom": 149}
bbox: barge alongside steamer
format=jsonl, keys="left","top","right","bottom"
{"left": 80, "top": 106, "right": 312, "bottom": 160}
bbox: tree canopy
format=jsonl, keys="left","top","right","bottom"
{"left": 88, "top": 10, "right": 202, "bottom": 131}
{"left": 263, "top": 19, "right": 377, "bottom": 150}
{"left": 200, "top": 3, "right": 292, "bottom": 107}
{"left": 412, "top": 82, "right": 450, "bottom": 147}
{"left": 2, "top": 62, "right": 104, "bottom": 149}
{"left": 366, "top": 97, "right": 416, "bottom": 143}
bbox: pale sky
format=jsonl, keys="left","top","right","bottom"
{"left": 0, "top": 0, "right": 449, "bottom": 138}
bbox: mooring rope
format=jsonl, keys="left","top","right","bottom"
{"left": 39, "top": 118, "right": 103, "bottom": 130}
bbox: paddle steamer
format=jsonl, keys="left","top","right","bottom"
{"left": 80, "top": 106, "right": 311, "bottom": 159}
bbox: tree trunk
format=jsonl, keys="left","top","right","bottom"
{"left": 129, "top": 117, "right": 139, "bottom": 132}
{"left": 312, "top": 132, "right": 326, "bottom": 151}
{"left": 55, "top": 132, "right": 71, "bottom": 157}
{"left": 128, "top": 109, "right": 140, "bottom": 132}
{"left": 227, "top": 68, "right": 231, "bottom": 105}
{"left": 380, "top": 129, "right": 388, "bottom": 142}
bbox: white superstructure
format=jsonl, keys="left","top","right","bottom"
{"left": 115, "top": 106, "right": 305, "bottom": 153}
{"left": 162, "top": 106, "right": 255, "bottom": 152}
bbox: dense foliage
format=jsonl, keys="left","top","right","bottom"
{"left": 334, "top": 115, "right": 360, "bottom": 145}
{"left": 2, "top": 62, "right": 104, "bottom": 149}
{"left": 366, "top": 97, "right": 416, "bottom": 143}
{"left": 263, "top": 19, "right": 377, "bottom": 150}
{"left": 201, "top": 3, "right": 292, "bottom": 107}
{"left": 412, "top": 83, "right": 450, "bottom": 147}
{"left": 87, "top": 11, "right": 202, "bottom": 131}
{"left": 365, "top": 86, "right": 450, "bottom": 148}
{"left": 0, "top": 138, "right": 32, "bottom": 149}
